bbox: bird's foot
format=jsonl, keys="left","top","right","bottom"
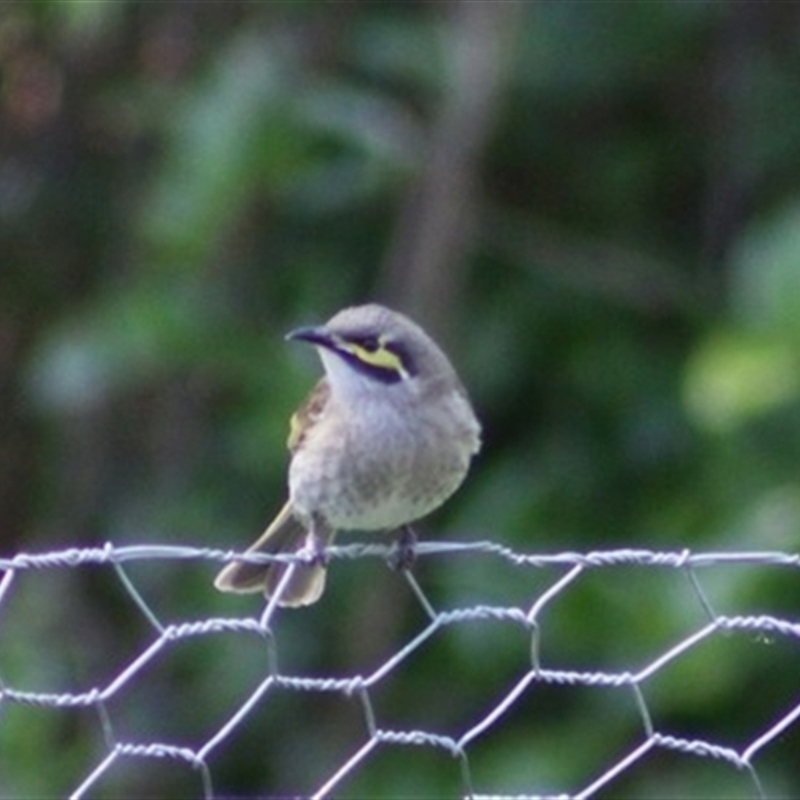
{"left": 304, "top": 516, "right": 330, "bottom": 567}
{"left": 389, "top": 525, "right": 417, "bottom": 572}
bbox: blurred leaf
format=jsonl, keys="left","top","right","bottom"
{"left": 140, "top": 31, "right": 304, "bottom": 265}
{"left": 731, "top": 200, "right": 800, "bottom": 342}
{"left": 24, "top": 273, "right": 240, "bottom": 413}
{"left": 683, "top": 330, "right": 799, "bottom": 433}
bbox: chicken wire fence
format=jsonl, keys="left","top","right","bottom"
{"left": 2, "top": 541, "right": 800, "bottom": 799}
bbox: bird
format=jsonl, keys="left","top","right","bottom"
{"left": 214, "top": 303, "right": 481, "bottom": 606}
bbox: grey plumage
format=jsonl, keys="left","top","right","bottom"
{"left": 214, "top": 304, "right": 481, "bottom": 606}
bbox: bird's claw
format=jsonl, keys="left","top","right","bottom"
{"left": 389, "top": 525, "right": 417, "bottom": 572}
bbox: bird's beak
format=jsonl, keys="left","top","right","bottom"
{"left": 285, "top": 325, "right": 337, "bottom": 350}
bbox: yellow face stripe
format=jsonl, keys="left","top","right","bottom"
{"left": 338, "top": 337, "right": 410, "bottom": 379}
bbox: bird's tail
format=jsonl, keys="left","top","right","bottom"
{"left": 214, "top": 501, "right": 334, "bottom": 606}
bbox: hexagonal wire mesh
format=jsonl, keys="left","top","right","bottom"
{"left": 1, "top": 542, "right": 799, "bottom": 799}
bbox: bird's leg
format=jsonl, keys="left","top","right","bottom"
{"left": 389, "top": 524, "right": 417, "bottom": 572}
{"left": 305, "top": 513, "right": 330, "bottom": 567}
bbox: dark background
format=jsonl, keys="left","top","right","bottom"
{"left": 2, "top": 2, "right": 800, "bottom": 797}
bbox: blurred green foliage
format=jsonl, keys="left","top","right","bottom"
{"left": 3, "top": 1, "right": 800, "bottom": 797}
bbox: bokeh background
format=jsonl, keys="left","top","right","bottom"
{"left": 3, "top": 1, "right": 800, "bottom": 797}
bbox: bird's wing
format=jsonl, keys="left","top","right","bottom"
{"left": 215, "top": 377, "right": 334, "bottom": 602}
{"left": 287, "top": 377, "right": 330, "bottom": 454}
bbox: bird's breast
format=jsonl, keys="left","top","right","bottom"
{"left": 287, "top": 394, "right": 475, "bottom": 531}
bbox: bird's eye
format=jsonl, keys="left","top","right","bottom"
{"left": 357, "top": 336, "right": 380, "bottom": 352}
{"left": 338, "top": 333, "right": 415, "bottom": 382}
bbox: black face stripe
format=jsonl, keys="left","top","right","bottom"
{"left": 348, "top": 334, "right": 380, "bottom": 353}
{"left": 336, "top": 333, "right": 418, "bottom": 383}
{"left": 338, "top": 349, "right": 404, "bottom": 384}
{"left": 383, "top": 339, "right": 417, "bottom": 377}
